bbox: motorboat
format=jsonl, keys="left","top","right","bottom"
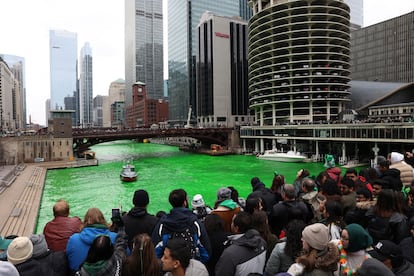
{"left": 256, "top": 149, "right": 306, "bottom": 163}
{"left": 120, "top": 161, "right": 138, "bottom": 182}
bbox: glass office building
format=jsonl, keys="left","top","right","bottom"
{"left": 80, "top": 42, "right": 93, "bottom": 127}
{"left": 49, "top": 30, "right": 78, "bottom": 112}
{"left": 125, "top": 0, "right": 163, "bottom": 108}
{"left": 168, "top": 0, "right": 252, "bottom": 122}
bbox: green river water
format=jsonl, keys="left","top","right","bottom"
{"left": 36, "top": 140, "right": 343, "bottom": 233}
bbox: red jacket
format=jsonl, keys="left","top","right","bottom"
{"left": 43, "top": 216, "right": 82, "bottom": 251}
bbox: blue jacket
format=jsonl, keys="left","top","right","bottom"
{"left": 66, "top": 224, "right": 117, "bottom": 272}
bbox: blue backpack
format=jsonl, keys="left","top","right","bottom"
{"left": 155, "top": 221, "right": 209, "bottom": 263}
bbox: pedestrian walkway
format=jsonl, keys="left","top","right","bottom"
{"left": 0, "top": 165, "right": 46, "bottom": 237}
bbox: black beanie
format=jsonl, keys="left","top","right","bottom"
{"left": 133, "top": 190, "right": 149, "bottom": 207}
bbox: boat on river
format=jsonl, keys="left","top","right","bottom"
{"left": 120, "top": 161, "right": 138, "bottom": 182}
{"left": 257, "top": 149, "right": 306, "bottom": 163}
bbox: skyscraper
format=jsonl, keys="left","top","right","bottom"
{"left": 125, "top": 0, "right": 163, "bottom": 109}
{"left": 168, "top": 0, "right": 252, "bottom": 122}
{"left": 49, "top": 30, "right": 78, "bottom": 113}
{"left": 80, "top": 42, "right": 93, "bottom": 127}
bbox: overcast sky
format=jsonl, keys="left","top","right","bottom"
{"left": 0, "top": 0, "right": 413, "bottom": 125}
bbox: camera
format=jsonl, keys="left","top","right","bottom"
{"left": 112, "top": 208, "right": 121, "bottom": 218}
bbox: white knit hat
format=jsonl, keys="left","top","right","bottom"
{"left": 192, "top": 194, "right": 205, "bottom": 208}
{"left": 7, "top": 237, "right": 33, "bottom": 265}
{"left": 302, "top": 223, "right": 329, "bottom": 251}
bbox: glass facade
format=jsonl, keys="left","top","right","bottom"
{"left": 125, "top": 0, "right": 163, "bottom": 109}
{"left": 80, "top": 42, "right": 93, "bottom": 127}
{"left": 168, "top": 0, "right": 252, "bottom": 122}
{"left": 49, "top": 30, "right": 78, "bottom": 112}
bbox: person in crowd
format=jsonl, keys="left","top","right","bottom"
{"left": 404, "top": 150, "right": 414, "bottom": 167}
{"left": 324, "top": 154, "right": 342, "bottom": 184}
{"left": 389, "top": 151, "right": 414, "bottom": 188}
{"left": 372, "top": 178, "right": 393, "bottom": 198}
{"left": 152, "top": 189, "right": 211, "bottom": 263}
{"left": 252, "top": 210, "right": 279, "bottom": 260}
{"left": 202, "top": 214, "right": 230, "bottom": 276}
{"left": 319, "top": 178, "right": 343, "bottom": 204}
{"left": 66, "top": 207, "right": 118, "bottom": 273}
{"left": 293, "top": 168, "right": 310, "bottom": 198}
{"left": 374, "top": 155, "right": 387, "bottom": 177}
{"left": 345, "top": 168, "right": 373, "bottom": 191}
{"left": 286, "top": 223, "right": 339, "bottom": 276}
{"left": 0, "top": 260, "right": 19, "bottom": 276}
{"left": 344, "top": 187, "right": 375, "bottom": 228}
{"left": 123, "top": 233, "right": 161, "bottom": 276}
{"left": 43, "top": 199, "right": 82, "bottom": 252}
{"left": 379, "top": 159, "right": 403, "bottom": 191}
{"left": 402, "top": 185, "right": 414, "bottom": 218}
{"left": 247, "top": 176, "right": 277, "bottom": 213}
{"left": 359, "top": 167, "right": 378, "bottom": 187}
{"left": 300, "top": 178, "right": 325, "bottom": 223}
{"left": 191, "top": 194, "right": 212, "bottom": 221}
{"left": 123, "top": 189, "right": 158, "bottom": 251}
{"left": 228, "top": 186, "right": 246, "bottom": 210}
{"left": 271, "top": 171, "right": 285, "bottom": 202}
{"left": 211, "top": 187, "right": 240, "bottom": 232}
{"left": 398, "top": 216, "right": 414, "bottom": 264}
{"left": 340, "top": 176, "right": 357, "bottom": 216}
{"left": 337, "top": 223, "right": 373, "bottom": 276}
{"left": 30, "top": 233, "right": 68, "bottom": 275}
{"left": 215, "top": 211, "right": 267, "bottom": 275}
{"left": 357, "top": 258, "right": 395, "bottom": 276}
{"left": 161, "top": 238, "right": 209, "bottom": 276}
{"left": 315, "top": 171, "right": 330, "bottom": 192}
{"left": 269, "top": 184, "right": 311, "bottom": 237}
{"left": 75, "top": 219, "right": 128, "bottom": 276}
{"left": 366, "top": 189, "right": 409, "bottom": 244}
{"left": 323, "top": 200, "right": 346, "bottom": 240}
{"left": 265, "top": 220, "right": 306, "bottom": 275}
{"left": 244, "top": 196, "right": 264, "bottom": 214}
{"left": 369, "top": 239, "right": 414, "bottom": 276}
{"left": 7, "top": 236, "right": 43, "bottom": 275}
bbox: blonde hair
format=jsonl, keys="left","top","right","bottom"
{"left": 82, "top": 207, "right": 108, "bottom": 228}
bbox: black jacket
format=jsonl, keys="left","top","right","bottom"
{"left": 269, "top": 200, "right": 311, "bottom": 236}
{"left": 123, "top": 207, "right": 158, "bottom": 249}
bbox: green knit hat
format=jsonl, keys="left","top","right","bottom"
{"left": 345, "top": 223, "right": 373, "bottom": 252}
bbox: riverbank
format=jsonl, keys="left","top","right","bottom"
{"left": 0, "top": 159, "right": 98, "bottom": 237}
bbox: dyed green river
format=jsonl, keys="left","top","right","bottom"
{"left": 36, "top": 140, "right": 334, "bottom": 233}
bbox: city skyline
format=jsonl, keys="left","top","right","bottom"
{"left": 0, "top": 0, "right": 413, "bottom": 125}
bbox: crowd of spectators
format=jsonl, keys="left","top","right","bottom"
{"left": 1, "top": 150, "right": 414, "bottom": 275}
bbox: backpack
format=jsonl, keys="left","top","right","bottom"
{"left": 155, "top": 221, "right": 209, "bottom": 263}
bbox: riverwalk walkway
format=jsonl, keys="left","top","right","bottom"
{"left": 0, "top": 159, "right": 97, "bottom": 237}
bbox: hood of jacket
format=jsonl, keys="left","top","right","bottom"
{"left": 232, "top": 229, "right": 266, "bottom": 251}
{"left": 161, "top": 207, "right": 198, "bottom": 232}
{"left": 253, "top": 181, "right": 266, "bottom": 191}
{"left": 314, "top": 242, "right": 339, "bottom": 272}
{"left": 218, "top": 199, "right": 237, "bottom": 210}
{"left": 391, "top": 152, "right": 404, "bottom": 164}
{"left": 382, "top": 168, "right": 401, "bottom": 178}
{"left": 79, "top": 224, "right": 112, "bottom": 246}
{"left": 127, "top": 206, "right": 148, "bottom": 217}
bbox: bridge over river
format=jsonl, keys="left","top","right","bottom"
{"left": 72, "top": 127, "right": 235, "bottom": 153}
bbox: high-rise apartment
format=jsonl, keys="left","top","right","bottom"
{"left": 196, "top": 12, "right": 252, "bottom": 128}
{"left": 0, "top": 54, "right": 26, "bottom": 129}
{"left": 125, "top": 0, "right": 163, "bottom": 110}
{"left": 248, "top": 0, "right": 351, "bottom": 125}
{"left": 49, "top": 30, "right": 78, "bottom": 114}
{"left": 168, "top": 0, "right": 252, "bottom": 122}
{"left": 80, "top": 42, "right": 93, "bottom": 127}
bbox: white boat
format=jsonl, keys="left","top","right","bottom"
{"left": 257, "top": 149, "right": 306, "bottom": 162}
{"left": 120, "top": 161, "right": 138, "bottom": 182}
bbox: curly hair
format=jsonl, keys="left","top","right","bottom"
{"left": 284, "top": 219, "right": 306, "bottom": 258}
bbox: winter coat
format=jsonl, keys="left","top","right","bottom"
{"left": 399, "top": 236, "right": 414, "bottom": 264}
{"left": 344, "top": 200, "right": 376, "bottom": 228}
{"left": 123, "top": 207, "right": 158, "bottom": 250}
{"left": 215, "top": 229, "right": 267, "bottom": 276}
{"left": 151, "top": 207, "right": 211, "bottom": 257}
{"left": 295, "top": 242, "right": 339, "bottom": 276}
{"left": 393, "top": 260, "right": 414, "bottom": 276}
{"left": 76, "top": 227, "right": 127, "bottom": 276}
{"left": 33, "top": 249, "right": 69, "bottom": 275}
{"left": 326, "top": 167, "right": 342, "bottom": 183}
{"left": 390, "top": 152, "right": 414, "bottom": 187}
{"left": 211, "top": 200, "right": 240, "bottom": 233}
{"left": 14, "top": 259, "right": 43, "bottom": 276}
{"left": 265, "top": 241, "right": 294, "bottom": 275}
{"left": 164, "top": 259, "right": 209, "bottom": 276}
{"left": 43, "top": 216, "right": 82, "bottom": 252}
{"left": 366, "top": 208, "right": 410, "bottom": 244}
{"left": 205, "top": 229, "right": 231, "bottom": 276}
{"left": 66, "top": 224, "right": 118, "bottom": 272}
{"left": 247, "top": 182, "right": 278, "bottom": 212}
